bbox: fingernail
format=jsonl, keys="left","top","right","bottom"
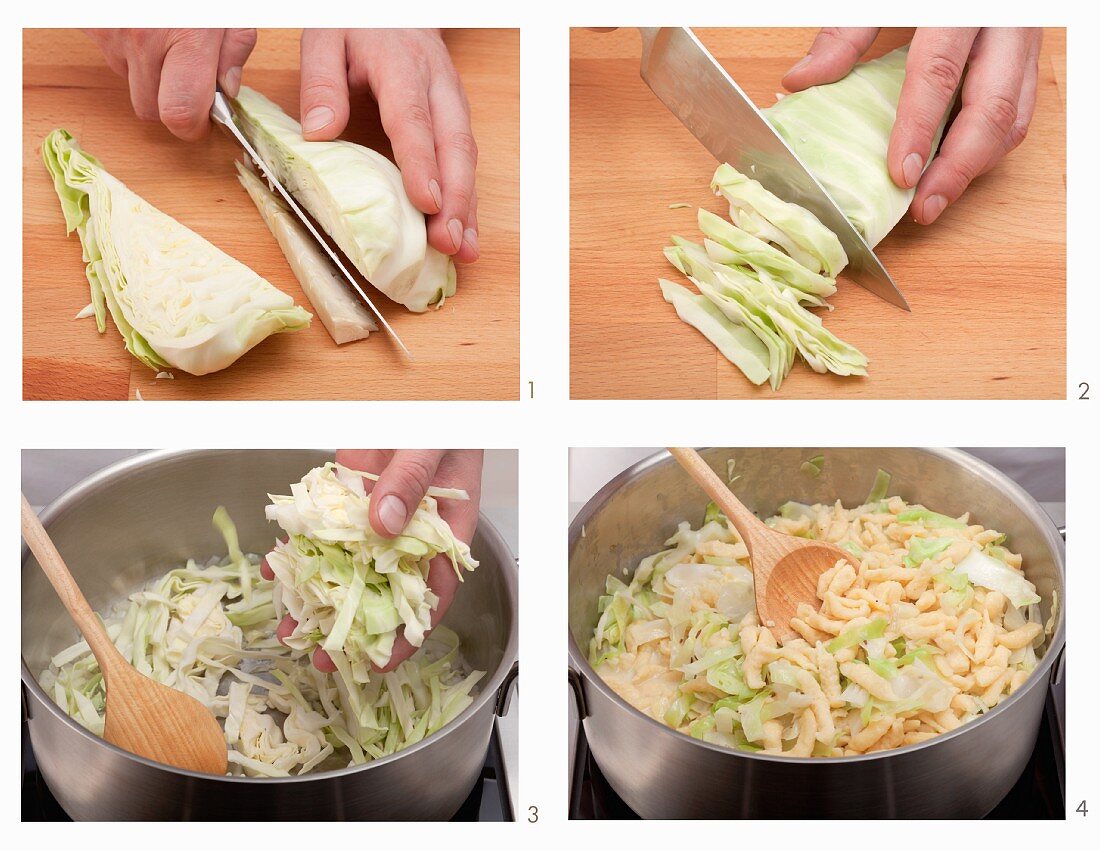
{"left": 378, "top": 495, "right": 407, "bottom": 535}
{"left": 463, "top": 227, "right": 479, "bottom": 256}
{"left": 902, "top": 153, "right": 924, "bottom": 188}
{"left": 428, "top": 179, "right": 442, "bottom": 211}
{"left": 223, "top": 66, "right": 242, "bottom": 97}
{"left": 786, "top": 54, "right": 813, "bottom": 76}
{"left": 303, "top": 106, "right": 335, "bottom": 135}
{"left": 447, "top": 218, "right": 463, "bottom": 252}
{"left": 922, "top": 194, "right": 947, "bottom": 224}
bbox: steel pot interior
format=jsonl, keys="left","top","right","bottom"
{"left": 21, "top": 448, "right": 518, "bottom": 783}
{"left": 568, "top": 447, "right": 1066, "bottom": 761}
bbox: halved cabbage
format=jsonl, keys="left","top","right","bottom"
{"left": 42, "top": 129, "right": 311, "bottom": 375}
{"left": 236, "top": 161, "right": 377, "bottom": 345}
{"left": 232, "top": 87, "right": 456, "bottom": 312}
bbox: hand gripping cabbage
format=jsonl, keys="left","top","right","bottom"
{"left": 232, "top": 87, "right": 457, "bottom": 312}
{"left": 264, "top": 463, "right": 478, "bottom": 683}
{"left": 42, "top": 129, "right": 311, "bottom": 375}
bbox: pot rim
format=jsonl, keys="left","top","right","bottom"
{"left": 568, "top": 446, "right": 1066, "bottom": 766}
{"left": 21, "top": 448, "right": 519, "bottom": 784}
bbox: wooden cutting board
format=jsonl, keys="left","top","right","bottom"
{"left": 570, "top": 28, "right": 1066, "bottom": 400}
{"left": 23, "top": 28, "right": 519, "bottom": 400}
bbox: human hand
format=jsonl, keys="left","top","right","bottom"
{"left": 262, "top": 449, "right": 484, "bottom": 673}
{"left": 83, "top": 28, "right": 257, "bottom": 141}
{"left": 782, "top": 27, "right": 1041, "bottom": 225}
{"left": 298, "top": 29, "right": 479, "bottom": 263}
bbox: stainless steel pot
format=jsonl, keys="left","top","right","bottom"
{"left": 22, "top": 449, "right": 518, "bottom": 821}
{"left": 568, "top": 448, "right": 1065, "bottom": 818}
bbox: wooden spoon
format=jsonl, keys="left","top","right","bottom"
{"left": 21, "top": 494, "right": 228, "bottom": 775}
{"left": 668, "top": 448, "right": 851, "bottom": 642}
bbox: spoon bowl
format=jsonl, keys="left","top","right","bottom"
{"left": 668, "top": 448, "right": 851, "bottom": 641}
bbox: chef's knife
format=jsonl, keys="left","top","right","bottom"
{"left": 210, "top": 89, "right": 413, "bottom": 356}
{"left": 638, "top": 27, "right": 909, "bottom": 311}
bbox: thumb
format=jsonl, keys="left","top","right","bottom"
{"left": 217, "top": 28, "right": 258, "bottom": 97}
{"left": 782, "top": 27, "right": 880, "bottom": 91}
{"left": 299, "top": 28, "right": 350, "bottom": 140}
{"left": 368, "top": 450, "right": 445, "bottom": 537}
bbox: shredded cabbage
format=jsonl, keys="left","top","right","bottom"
{"left": 955, "top": 547, "right": 1041, "bottom": 608}
{"left": 264, "top": 463, "right": 478, "bottom": 679}
{"left": 42, "top": 129, "right": 311, "bottom": 375}
{"left": 232, "top": 87, "right": 456, "bottom": 313}
{"left": 38, "top": 508, "right": 484, "bottom": 777}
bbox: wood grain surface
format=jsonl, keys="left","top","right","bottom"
{"left": 570, "top": 28, "right": 1066, "bottom": 400}
{"left": 23, "top": 28, "right": 519, "bottom": 400}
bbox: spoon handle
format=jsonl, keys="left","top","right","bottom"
{"left": 21, "top": 493, "right": 122, "bottom": 676}
{"left": 668, "top": 448, "right": 765, "bottom": 549}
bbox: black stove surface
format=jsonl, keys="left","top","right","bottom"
{"left": 571, "top": 685, "right": 1065, "bottom": 820}
{"left": 22, "top": 719, "right": 513, "bottom": 822}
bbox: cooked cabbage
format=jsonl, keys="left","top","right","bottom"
{"left": 42, "top": 129, "right": 311, "bottom": 376}
{"left": 232, "top": 87, "right": 456, "bottom": 313}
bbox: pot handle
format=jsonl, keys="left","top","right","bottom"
{"left": 568, "top": 667, "right": 589, "bottom": 719}
{"left": 1058, "top": 525, "right": 1066, "bottom": 540}
{"left": 494, "top": 661, "right": 519, "bottom": 717}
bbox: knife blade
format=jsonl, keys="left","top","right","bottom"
{"left": 209, "top": 89, "right": 414, "bottom": 356}
{"left": 638, "top": 27, "right": 909, "bottom": 311}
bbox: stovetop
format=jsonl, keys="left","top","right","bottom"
{"left": 22, "top": 719, "right": 514, "bottom": 822}
{"left": 570, "top": 678, "right": 1065, "bottom": 819}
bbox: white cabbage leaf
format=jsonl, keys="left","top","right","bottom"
{"left": 232, "top": 87, "right": 456, "bottom": 313}
{"left": 42, "top": 129, "right": 311, "bottom": 376}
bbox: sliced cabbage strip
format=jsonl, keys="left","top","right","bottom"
{"left": 711, "top": 163, "right": 847, "bottom": 278}
{"left": 232, "top": 87, "right": 456, "bottom": 312}
{"left": 764, "top": 46, "right": 949, "bottom": 247}
{"left": 42, "top": 129, "right": 311, "bottom": 376}
{"left": 265, "top": 462, "right": 478, "bottom": 680}
{"left": 236, "top": 161, "right": 377, "bottom": 345}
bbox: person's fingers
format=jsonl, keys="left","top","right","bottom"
{"left": 887, "top": 28, "right": 980, "bottom": 191}
{"left": 216, "top": 28, "right": 258, "bottom": 97}
{"left": 299, "top": 29, "right": 351, "bottom": 140}
{"left": 276, "top": 614, "right": 297, "bottom": 644}
{"left": 977, "top": 29, "right": 1040, "bottom": 178}
{"left": 909, "top": 29, "right": 1030, "bottom": 224}
{"left": 367, "top": 450, "right": 446, "bottom": 537}
{"left": 426, "top": 68, "right": 479, "bottom": 261}
{"left": 124, "top": 32, "right": 167, "bottom": 122}
{"left": 334, "top": 449, "right": 393, "bottom": 495}
{"left": 781, "top": 27, "right": 880, "bottom": 91}
{"left": 157, "top": 29, "right": 222, "bottom": 140}
{"left": 260, "top": 555, "right": 274, "bottom": 581}
{"left": 372, "top": 60, "right": 443, "bottom": 215}
{"left": 311, "top": 646, "right": 338, "bottom": 672}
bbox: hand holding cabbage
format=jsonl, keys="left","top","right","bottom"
{"left": 263, "top": 451, "right": 483, "bottom": 676}
{"left": 783, "top": 27, "right": 1041, "bottom": 224}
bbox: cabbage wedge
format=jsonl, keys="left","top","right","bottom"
{"left": 42, "top": 129, "right": 311, "bottom": 376}
{"left": 236, "top": 161, "right": 377, "bottom": 345}
{"left": 232, "top": 87, "right": 457, "bottom": 313}
{"left": 764, "top": 46, "right": 948, "bottom": 247}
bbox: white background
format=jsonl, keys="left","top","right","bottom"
{"left": 9, "top": 0, "right": 1096, "bottom": 839}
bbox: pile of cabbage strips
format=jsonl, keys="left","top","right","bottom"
{"left": 233, "top": 87, "right": 457, "bottom": 313}
{"left": 39, "top": 510, "right": 484, "bottom": 777}
{"left": 264, "top": 463, "right": 479, "bottom": 683}
{"left": 42, "top": 129, "right": 311, "bottom": 376}
{"left": 660, "top": 47, "right": 948, "bottom": 389}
